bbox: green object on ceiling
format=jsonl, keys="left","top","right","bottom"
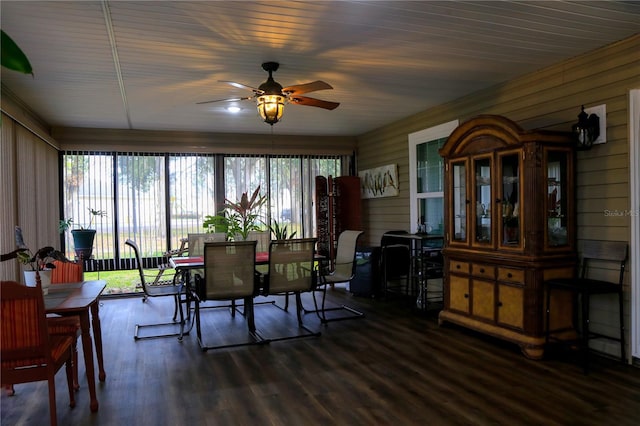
{"left": 1, "top": 30, "right": 33, "bottom": 75}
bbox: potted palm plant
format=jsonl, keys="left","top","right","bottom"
{"left": 203, "top": 187, "right": 268, "bottom": 241}
{"left": 59, "top": 208, "right": 107, "bottom": 259}
{"left": 268, "top": 220, "right": 297, "bottom": 240}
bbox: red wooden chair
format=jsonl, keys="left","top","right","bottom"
{"left": 49, "top": 260, "right": 84, "bottom": 390}
{"left": 1, "top": 280, "right": 76, "bottom": 426}
{"left": 50, "top": 259, "right": 84, "bottom": 283}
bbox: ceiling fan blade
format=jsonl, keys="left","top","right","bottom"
{"left": 220, "top": 80, "right": 262, "bottom": 93}
{"left": 289, "top": 96, "right": 339, "bottom": 110}
{"left": 282, "top": 81, "right": 333, "bottom": 95}
{"left": 196, "top": 96, "right": 252, "bottom": 105}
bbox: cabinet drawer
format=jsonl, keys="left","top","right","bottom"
{"left": 471, "top": 263, "right": 495, "bottom": 279}
{"left": 449, "top": 275, "right": 470, "bottom": 314}
{"left": 498, "top": 267, "right": 524, "bottom": 283}
{"left": 449, "top": 260, "right": 470, "bottom": 274}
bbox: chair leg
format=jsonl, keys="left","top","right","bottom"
{"left": 5, "top": 384, "right": 15, "bottom": 396}
{"left": 295, "top": 293, "right": 304, "bottom": 325}
{"left": 177, "top": 293, "right": 187, "bottom": 341}
{"left": 71, "top": 338, "right": 80, "bottom": 390}
{"left": 545, "top": 285, "right": 552, "bottom": 346}
{"left": 254, "top": 292, "right": 320, "bottom": 342}
{"left": 172, "top": 293, "right": 179, "bottom": 321}
{"left": 618, "top": 289, "right": 626, "bottom": 364}
{"left": 581, "top": 292, "right": 590, "bottom": 374}
{"left": 48, "top": 376, "right": 58, "bottom": 426}
{"left": 134, "top": 293, "right": 187, "bottom": 340}
{"left": 65, "top": 357, "right": 76, "bottom": 408}
{"left": 195, "top": 296, "right": 267, "bottom": 350}
{"left": 310, "top": 283, "right": 364, "bottom": 324}
{"left": 245, "top": 296, "right": 256, "bottom": 333}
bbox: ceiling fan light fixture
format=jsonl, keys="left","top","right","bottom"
{"left": 199, "top": 61, "right": 337, "bottom": 125}
{"left": 257, "top": 94, "right": 285, "bottom": 125}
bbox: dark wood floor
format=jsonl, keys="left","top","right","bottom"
{"left": 3, "top": 286, "right": 640, "bottom": 426}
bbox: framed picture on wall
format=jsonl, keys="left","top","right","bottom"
{"left": 358, "top": 164, "right": 399, "bottom": 199}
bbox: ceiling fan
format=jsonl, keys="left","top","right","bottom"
{"left": 197, "top": 62, "right": 339, "bottom": 125}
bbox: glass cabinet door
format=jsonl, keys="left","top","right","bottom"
{"left": 499, "top": 152, "right": 521, "bottom": 246}
{"left": 546, "top": 150, "right": 569, "bottom": 247}
{"left": 451, "top": 160, "right": 467, "bottom": 242}
{"left": 474, "top": 156, "right": 492, "bottom": 244}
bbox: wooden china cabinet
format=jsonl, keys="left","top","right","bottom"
{"left": 438, "top": 115, "right": 577, "bottom": 359}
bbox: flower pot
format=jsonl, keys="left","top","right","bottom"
{"left": 71, "top": 229, "right": 96, "bottom": 260}
{"left": 23, "top": 270, "right": 52, "bottom": 294}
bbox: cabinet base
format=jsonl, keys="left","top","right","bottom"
{"left": 439, "top": 310, "right": 545, "bottom": 360}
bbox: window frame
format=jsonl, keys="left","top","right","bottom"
{"left": 408, "top": 120, "right": 459, "bottom": 233}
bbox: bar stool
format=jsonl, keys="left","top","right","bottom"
{"left": 545, "top": 240, "right": 628, "bottom": 373}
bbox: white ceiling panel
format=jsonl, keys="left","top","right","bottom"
{"left": 1, "top": 1, "right": 639, "bottom": 136}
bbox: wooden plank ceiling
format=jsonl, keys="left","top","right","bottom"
{"left": 1, "top": 1, "right": 639, "bottom": 136}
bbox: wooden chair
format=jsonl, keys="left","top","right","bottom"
{"left": 192, "top": 240, "right": 265, "bottom": 350}
{"left": 125, "top": 239, "right": 186, "bottom": 340}
{"left": 1, "top": 280, "right": 76, "bottom": 426}
{"left": 545, "top": 240, "right": 629, "bottom": 373}
{"left": 49, "top": 260, "right": 84, "bottom": 391}
{"left": 50, "top": 259, "right": 84, "bottom": 283}
{"left": 258, "top": 238, "right": 321, "bottom": 342}
{"left": 311, "top": 230, "right": 365, "bottom": 323}
{"left": 46, "top": 316, "right": 82, "bottom": 392}
{"left": 6, "top": 262, "right": 84, "bottom": 395}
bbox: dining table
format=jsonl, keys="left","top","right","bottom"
{"left": 44, "top": 280, "right": 106, "bottom": 412}
{"left": 170, "top": 251, "right": 269, "bottom": 270}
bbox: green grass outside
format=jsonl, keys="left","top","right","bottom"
{"left": 84, "top": 269, "right": 143, "bottom": 295}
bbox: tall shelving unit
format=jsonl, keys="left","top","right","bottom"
{"left": 315, "top": 175, "right": 362, "bottom": 265}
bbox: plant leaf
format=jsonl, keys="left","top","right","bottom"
{"left": 1, "top": 30, "right": 33, "bottom": 75}
{"left": 14, "top": 226, "right": 27, "bottom": 249}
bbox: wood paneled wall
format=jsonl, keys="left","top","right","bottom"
{"left": 357, "top": 34, "right": 639, "bottom": 247}
{"left": 356, "top": 34, "right": 639, "bottom": 359}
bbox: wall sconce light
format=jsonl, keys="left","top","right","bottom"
{"left": 572, "top": 105, "right": 600, "bottom": 150}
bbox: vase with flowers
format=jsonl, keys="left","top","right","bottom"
{"left": 15, "top": 226, "right": 68, "bottom": 294}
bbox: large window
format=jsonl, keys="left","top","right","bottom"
{"left": 169, "top": 154, "right": 216, "bottom": 250}
{"left": 60, "top": 151, "right": 342, "bottom": 269}
{"left": 408, "top": 120, "right": 459, "bottom": 234}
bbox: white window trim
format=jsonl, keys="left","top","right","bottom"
{"left": 630, "top": 88, "right": 640, "bottom": 361}
{"left": 408, "top": 120, "right": 459, "bottom": 233}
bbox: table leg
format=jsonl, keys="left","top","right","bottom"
{"left": 90, "top": 301, "right": 106, "bottom": 382}
{"left": 79, "top": 312, "right": 99, "bottom": 412}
